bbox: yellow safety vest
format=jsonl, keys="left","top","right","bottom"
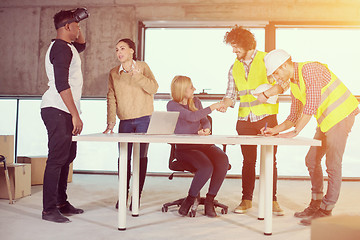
{"left": 232, "top": 51, "right": 279, "bottom": 117}
{"left": 290, "top": 62, "right": 359, "bottom": 132}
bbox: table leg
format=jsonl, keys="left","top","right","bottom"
{"left": 132, "top": 143, "right": 140, "bottom": 217}
{"left": 262, "top": 145, "right": 274, "bottom": 235}
{"left": 118, "top": 142, "right": 128, "bottom": 231}
{"left": 258, "top": 145, "right": 266, "bottom": 220}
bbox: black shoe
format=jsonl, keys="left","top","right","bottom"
{"left": 300, "top": 208, "right": 332, "bottom": 226}
{"left": 178, "top": 195, "right": 196, "bottom": 216}
{"left": 294, "top": 199, "right": 321, "bottom": 218}
{"left": 204, "top": 194, "right": 217, "bottom": 218}
{"left": 57, "top": 201, "right": 84, "bottom": 215}
{"left": 42, "top": 209, "right": 70, "bottom": 223}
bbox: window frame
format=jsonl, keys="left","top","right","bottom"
{"left": 139, "top": 20, "right": 360, "bottom": 99}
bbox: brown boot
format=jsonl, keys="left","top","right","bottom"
{"left": 178, "top": 195, "right": 196, "bottom": 216}
{"left": 204, "top": 194, "right": 217, "bottom": 218}
{"left": 294, "top": 199, "right": 322, "bottom": 218}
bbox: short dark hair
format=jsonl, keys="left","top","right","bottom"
{"left": 53, "top": 10, "right": 74, "bottom": 30}
{"left": 117, "top": 38, "right": 137, "bottom": 60}
{"left": 224, "top": 25, "right": 256, "bottom": 51}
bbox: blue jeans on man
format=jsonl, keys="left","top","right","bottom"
{"left": 305, "top": 115, "right": 355, "bottom": 210}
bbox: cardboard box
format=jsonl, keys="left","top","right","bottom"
{"left": 17, "top": 156, "right": 73, "bottom": 185}
{"left": 0, "top": 135, "right": 14, "bottom": 164}
{"left": 311, "top": 215, "right": 360, "bottom": 240}
{"left": 0, "top": 163, "right": 31, "bottom": 200}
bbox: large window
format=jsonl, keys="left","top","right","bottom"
{"left": 144, "top": 28, "right": 265, "bottom": 94}
{"left": 1, "top": 23, "right": 359, "bottom": 178}
{"left": 276, "top": 28, "right": 360, "bottom": 92}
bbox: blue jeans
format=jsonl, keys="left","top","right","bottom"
{"left": 118, "top": 115, "right": 150, "bottom": 195}
{"left": 305, "top": 115, "right": 355, "bottom": 210}
{"left": 175, "top": 144, "right": 229, "bottom": 197}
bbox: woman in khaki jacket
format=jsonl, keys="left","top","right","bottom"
{"left": 103, "top": 38, "right": 159, "bottom": 209}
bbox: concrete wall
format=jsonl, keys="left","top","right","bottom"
{"left": 1, "top": 0, "right": 360, "bottom": 96}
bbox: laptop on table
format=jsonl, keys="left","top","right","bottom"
{"left": 142, "top": 111, "right": 179, "bottom": 135}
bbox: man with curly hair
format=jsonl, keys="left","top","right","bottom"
{"left": 219, "top": 26, "right": 287, "bottom": 215}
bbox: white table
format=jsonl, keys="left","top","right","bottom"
{"left": 73, "top": 133, "right": 321, "bottom": 235}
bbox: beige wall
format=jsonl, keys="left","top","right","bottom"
{"left": 1, "top": 0, "right": 359, "bottom": 96}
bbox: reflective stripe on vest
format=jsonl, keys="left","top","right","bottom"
{"left": 232, "top": 51, "right": 279, "bottom": 117}
{"left": 290, "top": 62, "right": 359, "bottom": 132}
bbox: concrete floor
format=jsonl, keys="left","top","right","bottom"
{"left": 0, "top": 174, "right": 359, "bottom": 240}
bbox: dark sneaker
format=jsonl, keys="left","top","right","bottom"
{"left": 294, "top": 199, "right": 321, "bottom": 218}
{"left": 300, "top": 208, "right": 332, "bottom": 226}
{"left": 57, "top": 201, "right": 84, "bottom": 215}
{"left": 42, "top": 209, "right": 70, "bottom": 223}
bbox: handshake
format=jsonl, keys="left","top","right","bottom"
{"left": 209, "top": 101, "right": 228, "bottom": 112}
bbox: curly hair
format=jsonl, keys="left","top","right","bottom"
{"left": 224, "top": 25, "right": 256, "bottom": 51}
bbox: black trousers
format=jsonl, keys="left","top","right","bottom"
{"left": 41, "top": 107, "right": 76, "bottom": 212}
{"left": 236, "top": 115, "right": 278, "bottom": 201}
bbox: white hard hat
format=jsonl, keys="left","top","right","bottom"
{"left": 250, "top": 83, "right": 278, "bottom": 104}
{"left": 264, "top": 49, "right": 291, "bottom": 76}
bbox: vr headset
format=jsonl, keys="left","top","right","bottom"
{"left": 55, "top": 8, "right": 89, "bottom": 30}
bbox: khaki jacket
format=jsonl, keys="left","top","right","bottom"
{"left": 107, "top": 61, "right": 158, "bottom": 122}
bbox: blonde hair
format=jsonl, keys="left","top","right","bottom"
{"left": 170, "top": 75, "right": 198, "bottom": 112}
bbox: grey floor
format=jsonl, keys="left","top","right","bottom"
{"left": 1, "top": 174, "right": 359, "bottom": 240}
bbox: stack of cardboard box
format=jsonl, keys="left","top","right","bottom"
{"left": 0, "top": 135, "right": 31, "bottom": 200}
{"left": 17, "top": 156, "right": 73, "bottom": 185}
{"left": 311, "top": 215, "right": 360, "bottom": 240}
{"left": 0, "top": 135, "right": 74, "bottom": 200}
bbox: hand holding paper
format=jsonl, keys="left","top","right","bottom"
{"left": 251, "top": 83, "right": 278, "bottom": 104}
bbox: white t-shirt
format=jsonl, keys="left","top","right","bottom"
{"left": 41, "top": 39, "right": 84, "bottom": 114}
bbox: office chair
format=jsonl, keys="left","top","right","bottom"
{"left": 161, "top": 116, "right": 229, "bottom": 217}
{"left": 0, "top": 155, "right": 14, "bottom": 204}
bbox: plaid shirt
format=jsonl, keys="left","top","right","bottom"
{"left": 224, "top": 50, "right": 289, "bottom": 122}
{"left": 286, "top": 62, "right": 359, "bottom": 123}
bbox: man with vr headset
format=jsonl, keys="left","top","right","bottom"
{"left": 40, "top": 8, "right": 88, "bottom": 223}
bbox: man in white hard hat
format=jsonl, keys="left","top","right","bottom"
{"left": 262, "top": 49, "right": 359, "bottom": 225}
{"left": 219, "top": 26, "right": 289, "bottom": 216}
